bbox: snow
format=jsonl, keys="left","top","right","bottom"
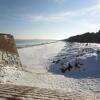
{"left": 0, "top": 66, "right": 24, "bottom": 83}
{"left": 18, "top": 41, "right": 65, "bottom": 73}
{"left": 0, "top": 41, "right": 100, "bottom": 96}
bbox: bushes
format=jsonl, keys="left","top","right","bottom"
{"left": 65, "top": 29, "right": 100, "bottom": 43}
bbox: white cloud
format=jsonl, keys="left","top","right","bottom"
{"left": 27, "top": 3, "right": 100, "bottom": 22}
{"left": 96, "top": 0, "right": 100, "bottom": 4}
{"left": 28, "top": 11, "right": 74, "bottom": 22}
{"left": 50, "top": 0, "right": 65, "bottom": 4}
{"left": 29, "top": 15, "right": 63, "bottom": 22}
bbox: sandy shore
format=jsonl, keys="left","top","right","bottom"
{"left": 0, "top": 84, "right": 99, "bottom": 100}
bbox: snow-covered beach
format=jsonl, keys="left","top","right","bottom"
{"left": 1, "top": 41, "right": 100, "bottom": 98}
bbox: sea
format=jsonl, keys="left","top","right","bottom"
{"left": 15, "top": 39, "right": 56, "bottom": 48}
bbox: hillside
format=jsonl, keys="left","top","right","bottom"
{"left": 65, "top": 30, "right": 100, "bottom": 43}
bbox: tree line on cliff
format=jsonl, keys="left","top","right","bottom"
{"left": 64, "top": 29, "right": 100, "bottom": 43}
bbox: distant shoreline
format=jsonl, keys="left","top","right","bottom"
{"left": 17, "top": 40, "right": 60, "bottom": 49}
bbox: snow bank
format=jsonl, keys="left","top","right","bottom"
{"left": 48, "top": 42, "right": 100, "bottom": 78}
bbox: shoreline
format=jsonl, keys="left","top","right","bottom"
{"left": 17, "top": 40, "right": 60, "bottom": 49}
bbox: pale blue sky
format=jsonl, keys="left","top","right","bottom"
{"left": 0, "top": 0, "right": 100, "bottom": 39}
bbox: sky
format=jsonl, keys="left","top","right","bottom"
{"left": 0, "top": 0, "right": 100, "bottom": 40}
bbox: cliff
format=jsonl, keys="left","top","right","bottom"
{"left": 0, "top": 33, "right": 22, "bottom": 68}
